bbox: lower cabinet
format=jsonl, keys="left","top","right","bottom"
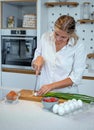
{"left": 78, "top": 79, "right": 94, "bottom": 97}
{"left": 1, "top": 72, "right": 36, "bottom": 90}
{"left": 1, "top": 72, "right": 94, "bottom": 97}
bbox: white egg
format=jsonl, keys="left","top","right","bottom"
{"left": 72, "top": 99, "right": 77, "bottom": 103}
{"left": 63, "top": 104, "right": 71, "bottom": 113}
{"left": 58, "top": 107, "right": 65, "bottom": 116}
{"left": 73, "top": 101, "right": 79, "bottom": 109}
{"left": 68, "top": 103, "right": 75, "bottom": 111}
{"left": 77, "top": 100, "right": 83, "bottom": 108}
{"left": 63, "top": 101, "right": 69, "bottom": 105}
{"left": 67, "top": 100, "right": 72, "bottom": 103}
{"left": 59, "top": 103, "right": 65, "bottom": 107}
{"left": 52, "top": 104, "right": 59, "bottom": 114}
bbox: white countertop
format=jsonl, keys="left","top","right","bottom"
{"left": 0, "top": 99, "right": 94, "bottom": 130}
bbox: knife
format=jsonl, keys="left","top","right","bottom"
{"left": 34, "top": 75, "right": 38, "bottom": 93}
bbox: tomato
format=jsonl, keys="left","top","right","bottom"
{"left": 6, "top": 91, "right": 17, "bottom": 100}
{"left": 50, "top": 97, "right": 57, "bottom": 102}
{"left": 43, "top": 97, "right": 57, "bottom": 102}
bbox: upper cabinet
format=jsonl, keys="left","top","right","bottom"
{"left": 0, "top": 0, "right": 37, "bottom": 29}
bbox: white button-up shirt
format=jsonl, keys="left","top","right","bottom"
{"left": 33, "top": 32, "right": 86, "bottom": 93}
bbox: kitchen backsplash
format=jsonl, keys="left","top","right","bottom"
{"left": 47, "top": 0, "right": 94, "bottom": 55}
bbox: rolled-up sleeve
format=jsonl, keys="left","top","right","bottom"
{"left": 68, "top": 43, "right": 86, "bottom": 85}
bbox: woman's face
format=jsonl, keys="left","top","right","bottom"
{"left": 54, "top": 27, "right": 69, "bottom": 44}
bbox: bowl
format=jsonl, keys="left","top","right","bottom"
{"left": 5, "top": 91, "right": 20, "bottom": 103}
{"left": 42, "top": 97, "right": 59, "bottom": 110}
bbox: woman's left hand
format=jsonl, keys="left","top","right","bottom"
{"left": 37, "top": 84, "right": 53, "bottom": 96}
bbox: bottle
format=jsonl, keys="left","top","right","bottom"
{"left": 82, "top": 2, "right": 90, "bottom": 19}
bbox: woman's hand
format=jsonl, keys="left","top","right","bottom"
{"left": 37, "top": 84, "right": 54, "bottom": 96}
{"left": 32, "top": 56, "right": 45, "bottom": 75}
{"left": 37, "top": 78, "right": 73, "bottom": 96}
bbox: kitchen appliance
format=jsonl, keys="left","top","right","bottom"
{"left": 1, "top": 29, "right": 37, "bottom": 68}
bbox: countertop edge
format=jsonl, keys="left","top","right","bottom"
{"left": 2, "top": 67, "right": 36, "bottom": 75}
{"left": 2, "top": 68, "right": 94, "bottom": 80}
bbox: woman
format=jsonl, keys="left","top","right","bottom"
{"left": 32, "top": 15, "right": 86, "bottom": 96}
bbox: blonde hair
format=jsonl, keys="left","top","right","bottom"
{"left": 55, "top": 15, "right": 78, "bottom": 44}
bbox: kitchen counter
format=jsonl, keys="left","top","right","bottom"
{"left": 2, "top": 65, "right": 36, "bottom": 75}
{"left": 2, "top": 67, "right": 36, "bottom": 75}
{"left": 0, "top": 99, "right": 94, "bottom": 130}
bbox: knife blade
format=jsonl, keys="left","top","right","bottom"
{"left": 34, "top": 75, "right": 38, "bottom": 93}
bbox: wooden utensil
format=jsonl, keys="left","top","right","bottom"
{"left": 19, "top": 89, "right": 66, "bottom": 103}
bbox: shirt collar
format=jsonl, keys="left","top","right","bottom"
{"left": 67, "top": 37, "right": 75, "bottom": 47}
{"left": 50, "top": 32, "right": 55, "bottom": 42}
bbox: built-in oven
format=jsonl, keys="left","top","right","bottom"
{"left": 1, "top": 29, "right": 37, "bottom": 68}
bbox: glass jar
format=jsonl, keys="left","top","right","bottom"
{"left": 7, "top": 16, "right": 15, "bottom": 28}
{"left": 82, "top": 2, "right": 90, "bottom": 19}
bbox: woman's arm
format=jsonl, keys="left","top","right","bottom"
{"left": 37, "top": 77, "right": 73, "bottom": 95}
{"left": 32, "top": 34, "right": 45, "bottom": 74}
{"left": 68, "top": 42, "right": 86, "bottom": 86}
{"left": 37, "top": 41, "right": 86, "bottom": 96}
{"left": 32, "top": 56, "right": 45, "bottom": 75}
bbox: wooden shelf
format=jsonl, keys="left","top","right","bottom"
{"left": 77, "top": 19, "right": 94, "bottom": 24}
{"left": 82, "top": 76, "right": 94, "bottom": 80}
{"left": 87, "top": 53, "right": 94, "bottom": 59}
{"left": 45, "top": 2, "right": 79, "bottom": 7}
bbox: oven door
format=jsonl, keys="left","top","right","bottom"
{"left": 1, "top": 36, "right": 37, "bottom": 67}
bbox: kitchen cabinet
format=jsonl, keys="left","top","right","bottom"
{"left": 78, "top": 79, "right": 94, "bottom": 97}
{"left": 0, "top": 30, "right": 1, "bottom": 86}
{"left": 0, "top": 0, "right": 37, "bottom": 29}
{"left": 0, "top": 0, "right": 38, "bottom": 88}
{"left": 1, "top": 72, "right": 36, "bottom": 89}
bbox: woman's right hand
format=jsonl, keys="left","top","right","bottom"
{"left": 32, "top": 56, "right": 45, "bottom": 75}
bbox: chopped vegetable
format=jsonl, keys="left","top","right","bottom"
{"left": 43, "top": 97, "right": 58, "bottom": 102}
{"left": 44, "top": 92, "right": 94, "bottom": 103}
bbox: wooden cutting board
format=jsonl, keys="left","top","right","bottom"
{"left": 19, "top": 89, "right": 66, "bottom": 103}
